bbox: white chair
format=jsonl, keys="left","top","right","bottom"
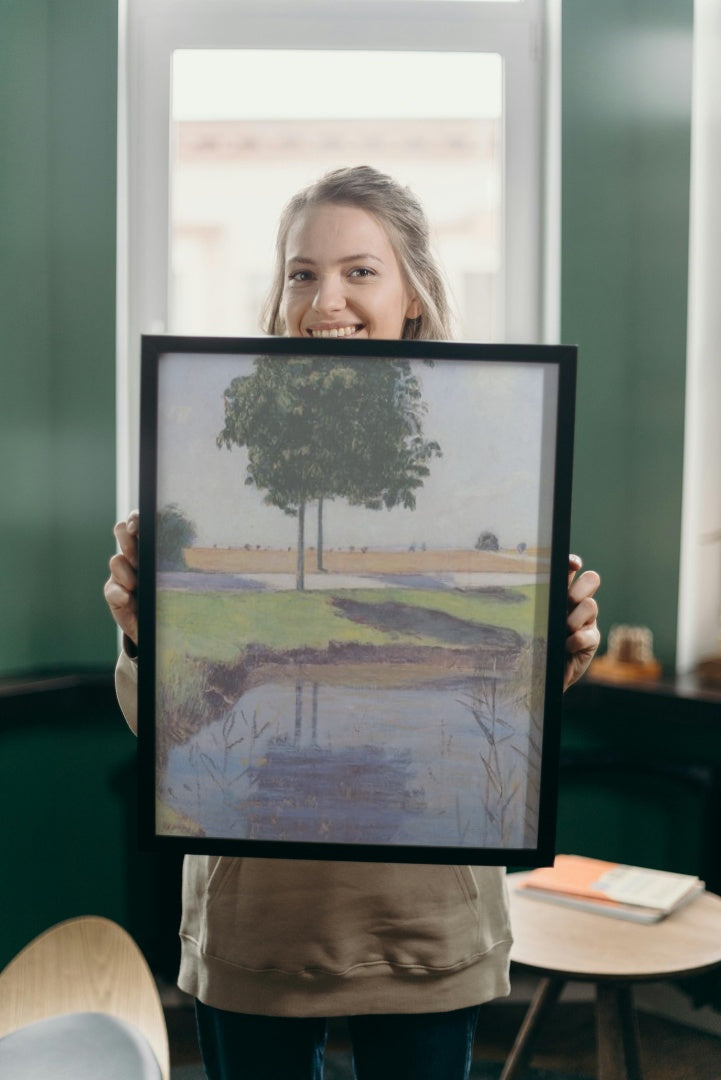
{"left": 0, "top": 915, "right": 170, "bottom": 1079}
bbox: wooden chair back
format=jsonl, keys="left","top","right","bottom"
{"left": 0, "top": 916, "right": 169, "bottom": 1080}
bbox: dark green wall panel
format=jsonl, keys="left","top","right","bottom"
{"left": 0, "top": 693, "right": 133, "bottom": 966}
{"left": 562, "top": 1, "right": 693, "bottom": 669}
{"left": 0, "top": 3, "right": 55, "bottom": 669}
{"left": 0, "top": 0, "right": 118, "bottom": 675}
{"left": 0, "top": 682, "right": 184, "bottom": 975}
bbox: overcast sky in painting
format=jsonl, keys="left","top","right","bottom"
{"left": 155, "top": 350, "right": 559, "bottom": 552}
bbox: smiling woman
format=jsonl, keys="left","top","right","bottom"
{"left": 264, "top": 167, "right": 451, "bottom": 341}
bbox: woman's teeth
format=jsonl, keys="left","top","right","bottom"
{"left": 310, "top": 325, "right": 360, "bottom": 338}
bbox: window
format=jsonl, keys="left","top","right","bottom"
{"left": 118, "top": 0, "right": 556, "bottom": 509}
{"left": 169, "top": 49, "right": 503, "bottom": 340}
{"left": 677, "top": 1, "right": 721, "bottom": 674}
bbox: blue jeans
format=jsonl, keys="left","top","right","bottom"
{"left": 195, "top": 1000, "right": 481, "bottom": 1080}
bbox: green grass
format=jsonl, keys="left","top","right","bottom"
{"left": 156, "top": 797, "right": 203, "bottom": 837}
{"left": 156, "top": 584, "right": 547, "bottom": 665}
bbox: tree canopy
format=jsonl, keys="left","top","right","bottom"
{"left": 475, "top": 531, "right": 499, "bottom": 552}
{"left": 217, "top": 355, "right": 441, "bottom": 589}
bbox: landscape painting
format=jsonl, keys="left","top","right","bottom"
{"left": 138, "top": 337, "right": 575, "bottom": 863}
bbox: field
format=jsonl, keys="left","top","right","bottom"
{"left": 183, "top": 546, "right": 549, "bottom": 575}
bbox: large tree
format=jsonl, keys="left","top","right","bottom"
{"left": 217, "top": 356, "right": 440, "bottom": 590}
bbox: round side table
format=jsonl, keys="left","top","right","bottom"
{"left": 502, "top": 872, "right": 721, "bottom": 1080}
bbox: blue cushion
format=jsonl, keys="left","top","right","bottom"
{"left": 0, "top": 1011, "right": 162, "bottom": 1079}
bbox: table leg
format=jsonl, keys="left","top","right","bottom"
{"left": 596, "top": 982, "right": 643, "bottom": 1080}
{"left": 499, "top": 976, "right": 565, "bottom": 1080}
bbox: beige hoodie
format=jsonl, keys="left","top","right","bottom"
{"left": 116, "top": 650, "right": 512, "bottom": 1016}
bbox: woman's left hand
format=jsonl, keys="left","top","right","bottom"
{"left": 564, "top": 554, "right": 601, "bottom": 691}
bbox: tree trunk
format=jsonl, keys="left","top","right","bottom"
{"left": 294, "top": 680, "right": 303, "bottom": 745}
{"left": 317, "top": 496, "right": 325, "bottom": 571}
{"left": 296, "top": 498, "right": 306, "bottom": 591}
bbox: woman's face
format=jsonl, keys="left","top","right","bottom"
{"left": 280, "top": 203, "right": 421, "bottom": 340}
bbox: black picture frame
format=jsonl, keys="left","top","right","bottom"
{"left": 138, "top": 335, "right": 576, "bottom": 865}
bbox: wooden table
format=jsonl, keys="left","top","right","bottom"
{"left": 503, "top": 873, "right": 721, "bottom": 1080}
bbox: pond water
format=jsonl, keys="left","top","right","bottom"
{"left": 160, "top": 675, "right": 541, "bottom": 851}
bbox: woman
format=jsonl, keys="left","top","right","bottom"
{"left": 106, "top": 166, "right": 601, "bottom": 1080}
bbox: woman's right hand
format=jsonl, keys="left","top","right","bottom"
{"left": 104, "top": 510, "right": 139, "bottom": 647}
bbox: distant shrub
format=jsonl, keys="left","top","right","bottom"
{"left": 157, "top": 503, "right": 197, "bottom": 570}
{"left": 475, "top": 531, "right": 499, "bottom": 552}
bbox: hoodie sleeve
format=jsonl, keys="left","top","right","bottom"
{"left": 115, "top": 643, "right": 139, "bottom": 736}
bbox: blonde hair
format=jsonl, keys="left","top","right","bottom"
{"left": 262, "top": 165, "right": 453, "bottom": 341}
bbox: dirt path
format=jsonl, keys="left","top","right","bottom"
{"left": 331, "top": 597, "right": 523, "bottom": 649}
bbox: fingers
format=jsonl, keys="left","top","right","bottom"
{"left": 567, "top": 561, "right": 601, "bottom": 640}
{"left": 566, "top": 590, "right": 600, "bottom": 636}
{"left": 105, "top": 511, "right": 140, "bottom": 645}
{"left": 567, "top": 553, "right": 583, "bottom": 587}
{"left": 103, "top": 575, "right": 138, "bottom": 643}
{"left": 565, "top": 622, "right": 601, "bottom": 659}
{"left": 568, "top": 566, "right": 601, "bottom": 610}
{"left": 108, "top": 548, "right": 137, "bottom": 588}
{"left": 563, "top": 622, "right": 601, "bottom": 690}
{"left": 564, "top": 557, "right": 601, "bottom": 690}
{"left": 113, "top": 510, "right": 139, "bottom": 568}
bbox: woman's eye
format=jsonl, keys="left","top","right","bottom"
{"left": 288, "top": 270, "right": 313, "bottom": 283}
{"left": 349, "top": 267, "right": 375, "bottom": 279}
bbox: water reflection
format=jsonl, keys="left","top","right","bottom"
{"left": 160, "top": 675, "right": 539, "bottom": 850}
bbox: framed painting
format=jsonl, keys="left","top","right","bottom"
{"left": 137, "top": 335, "right": 576, "bottom": 865}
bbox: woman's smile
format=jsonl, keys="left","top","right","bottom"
{"left": 307, "top": 323, "right": 364, "bottom": 338}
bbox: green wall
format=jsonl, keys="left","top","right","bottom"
{"left": 0, "top": 0, "right": 118, "bottom": 676}
{"left": 562, "top": 0, "right": 693, "bottom": 670}
{"left": 0, "top": 0, "right": 128, "bottom": 969}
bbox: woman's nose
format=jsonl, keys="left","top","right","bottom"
{"left": 312, "top": 274, "right": 345, "bottom": 314}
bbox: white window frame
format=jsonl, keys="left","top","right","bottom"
{"left": 676, "top": 0, "right": 721, "bottom": 674}
{"left": 117, "top": 0, "right": 558, "bottom": 512}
